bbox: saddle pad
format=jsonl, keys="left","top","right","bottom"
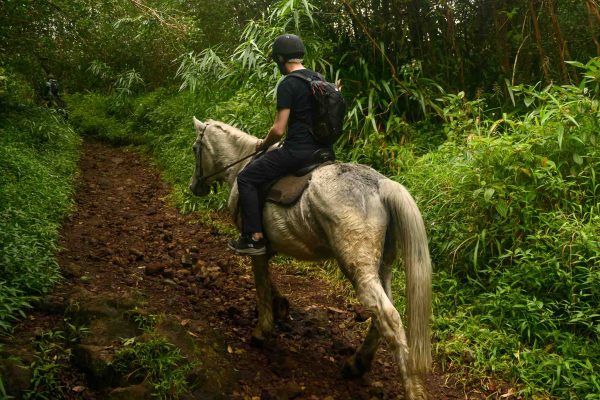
{"left": 266, "top": 174, "right": 311, "bottom": 206}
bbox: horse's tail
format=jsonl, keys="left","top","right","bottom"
{"left": 379, "top": 178, "right": 432, "bottom": 375}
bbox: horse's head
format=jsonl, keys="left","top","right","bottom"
{"left": 189, "top": 117, "right": 214, "bottom": 197}
{"left": 189, "top": 117, "right": 258, "bottom": 197}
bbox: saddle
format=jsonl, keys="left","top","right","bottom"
{"left": 261, "top": 148, "right": 335, "bottom": 206}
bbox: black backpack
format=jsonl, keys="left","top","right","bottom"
{"left": 48, "top": 79, "right": 59, "bottom": 97}
{"left": 287, "top": 71, "right": 346, "bottom": 145}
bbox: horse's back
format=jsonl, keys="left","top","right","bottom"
{"left": 264, "top": 162, "right": 389, "bottom": 259}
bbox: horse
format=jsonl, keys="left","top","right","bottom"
{"left": 189, "top": 117, "right": 432, "bottom": 399}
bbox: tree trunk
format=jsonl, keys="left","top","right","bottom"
{"left": 494, "top": 0, "right": 511, "bottom": 78}
{"left": 407, "top": 0, "right": 424, "bottom": 59}
{"left": 546, "top": 0, "right": 576, "bottom": 83}
{"left": 529, "top": 0, "right": 551, "bottom": 82}
{"left": 586, "top": 0, "right": 600, "bottom": 55}
{"left": 441, "top": 0, "right": 464, "bottom": 87}
{"left": 587, "top": 0, "right": 600, "bottom": 25}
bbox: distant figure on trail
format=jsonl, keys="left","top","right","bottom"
{"left": 44, "top": 73, "right": 66, "bottom": 109}
{"left": 227, "top": 34, "right": 335, "bottom": 256}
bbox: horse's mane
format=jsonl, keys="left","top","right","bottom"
{"left": 206, "top": 120, "right": 255, "bottom": 141}
{"left": 205, "top": 119, "right": 257, "bottom": 160}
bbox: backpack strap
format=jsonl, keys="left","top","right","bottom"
{"left": 285, "top": 70, "right": 323, "bottom": 83}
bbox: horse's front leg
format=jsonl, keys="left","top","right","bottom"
{"left": 250, "top": 254, "right": 275, "bottom": 344}
{"left": 271, "top": 285, "right": 290, "bottom": 321}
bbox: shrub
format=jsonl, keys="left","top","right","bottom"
{"left": 0, "top": 104, "right": 80, "bottom": 331}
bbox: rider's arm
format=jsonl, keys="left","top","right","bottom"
{"left": 257, "top": 108, "right": 289, "bottom": 150}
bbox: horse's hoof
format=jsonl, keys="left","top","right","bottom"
{"left": 340, "top": 356, "right": 366, "bottom": 379}
{"left": 250, "top": 334, "right": 265, "bottom": 348}
{"left": 250, "top": 327, "right": 269, "bottom": 347}
{"left": 273, "top": 296, "right": 290, "bottom": 321}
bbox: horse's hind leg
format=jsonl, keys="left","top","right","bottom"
{"left": 342, "top": 259, "right": 393, "bottom": 378}
{"left": 250, "top": 255, "right": 275, "bottom": 344}
{"left": 272, "top": 288, "right": 290, "bottom": 321}
{"left": 357, "top": 277, "right": 426, "bottom": 400}
{"left": 341, "top": 320, "right": 381, "bottom": 377}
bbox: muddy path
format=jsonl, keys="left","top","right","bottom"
{"left": 3, "top": 140, "right": 499, "bottom": 399}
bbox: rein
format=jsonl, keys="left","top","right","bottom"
{"left": 200, "top": 149, "right": 264, "bottom": 182}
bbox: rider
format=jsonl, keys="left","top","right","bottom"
{"left": 228, "top": 33, "right": 332, "bottom": 256}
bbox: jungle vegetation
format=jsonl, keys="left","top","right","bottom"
{"left": 1, "top": 0, "right": 599, "bottom": 397}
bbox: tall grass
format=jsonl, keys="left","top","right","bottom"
{"left": 397, "top": 65, "right": 600, "bottom": 397}
{"left": 0, "top": 79, "right": 80, "bottom": 331}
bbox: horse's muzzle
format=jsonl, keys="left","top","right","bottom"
{"left": 189, "top": 178, "right": 211, "bottom": 197}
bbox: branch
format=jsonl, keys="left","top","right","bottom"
{"left": 129, "top": 0, "right": 189, "bottom": 35}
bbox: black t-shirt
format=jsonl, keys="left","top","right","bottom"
{"left": 276, "top": 68, "right": 329, "bottom": 151}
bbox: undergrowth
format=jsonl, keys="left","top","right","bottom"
{"left": 113, "top": 335, "right": 197, "bottom": 400}
{"left": 0, "top": 71, "right": 80, "bottom": 332}
{"left": 399, "top": 75, "right": 600, "bottom": 397}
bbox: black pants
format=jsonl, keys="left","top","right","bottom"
{"left": 237, "top": 146, "right": 315, "bottom": 235}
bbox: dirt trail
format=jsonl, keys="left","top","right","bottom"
{"left": 4, "top": 141, "right": 494, "bottom": 399}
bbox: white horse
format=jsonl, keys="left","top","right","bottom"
{"left": 189, "top": 118, "right": 432, "bottom": 399}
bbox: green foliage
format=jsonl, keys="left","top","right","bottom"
{"left": 0, "top": 283, "right": 32, "bottom": 332}
{"left": 0, "top": 367, "right": 6, "bottom": 400}
{"left": 114, "top": 69, "right": 145, "bottom": 96}
{"left": 114, "top": 335, "right": 196, "bottom": 399}
{"left": 0, "top": 68, "right": 35, "bottom": 107}
{"left": 23, "top": 330, "right": 70, "bottom": 400}
{"left": 21, "top": 321, "right": 87, "bottom": 400}
{"left": 398, "top": 68, "right": 600, "bottom": 397}
{"left": 126, "top": 308, "right": 161, "bottom": 332}
{"left": 0, "top": 100, "right": 80, "bottom": 332}
{"left": 176, "top": 49, "right": 227, "bottom": 93}
{"left": 67, "top": 92, "right": 140, "bottom": 145}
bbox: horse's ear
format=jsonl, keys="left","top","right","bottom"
{"left": 193, "top": 116, "right": 205, "bottom": 131}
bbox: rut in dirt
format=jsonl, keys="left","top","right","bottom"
{"left": 5, "top": 140, "right": 485, "bottom": 400}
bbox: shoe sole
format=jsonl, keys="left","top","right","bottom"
{"left": 227, "top": 242, "right": 266, "bottom": 256}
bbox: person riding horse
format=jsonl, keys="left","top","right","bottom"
{"left": 228, "top": 34, "right": 333, "bottom": 256}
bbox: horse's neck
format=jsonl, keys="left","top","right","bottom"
{"left": 211, "top": 124, "right": 257, "bottom": 187}
{"left": 224, "top": 156, "right": 252, "bottom": 188}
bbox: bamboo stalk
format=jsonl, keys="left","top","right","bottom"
{"left": 546, "top": 0, "right": 575, "bottom": 83}
{"left": 586, "top": 0, "right": 600, "bottom": 55}
{"left": 441, "top": 0, "right": 464, "bottom": 87}
{"left": 529, "top": 0, "right": 551, "bottom": 82}
{"left": 587, "top": 0, "right": 600, "bottom": 25}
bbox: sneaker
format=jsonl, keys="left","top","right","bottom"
{"left": 227, "top": 235, "right": 266, "bottom": 255}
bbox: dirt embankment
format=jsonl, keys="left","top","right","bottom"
{"left": 1, "top": 141, "right": 500, "bottom": 399}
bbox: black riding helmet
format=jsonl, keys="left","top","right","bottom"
{"left": 272, "top": 34, "right": 305, "bottom": 74}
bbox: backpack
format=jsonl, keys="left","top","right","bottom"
{"left": 49, "top": 79, "right": 59, "bottom": 97}
{"left": 287, "top": 71, "right": 346, "bottom": 145}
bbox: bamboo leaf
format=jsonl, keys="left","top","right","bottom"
{"left": 557, "top": 125, "right": 564, "bottom": 149}
{"left": 541, "top": 109, "right": 556, "bottom": 125}
{"left": 506, "top": 79, "right": 515, "bottom": 106}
